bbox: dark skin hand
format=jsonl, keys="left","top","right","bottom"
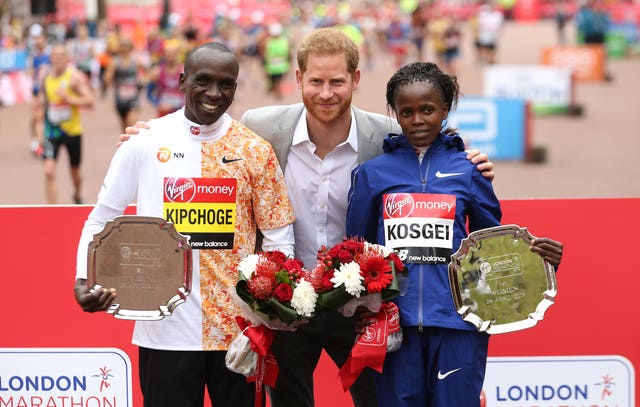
{"left": 74, "top": 278, "right": 117, "bottom": 312}
{"left": 354, "top": 237, "right": 564, "bottom": 332}
{"left": 530, "top": 237, "right": 563, "bottom": 268}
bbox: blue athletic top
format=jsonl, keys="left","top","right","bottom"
{"left": 346, "top": 132, "right": 502, "bottom": 331}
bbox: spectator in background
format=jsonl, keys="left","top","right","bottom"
{"left": 263, "top": 22, "right": 292, "bottom": 100}
{"left": 431, "top": 9, "right": 463, "bottom": 76}
{"left": 146, "top": 26, "right": 165, "bottom": 67}
{"left": 39, "top": 43, "right": 94, "bottom": 204}
{"left": 147, "top": 41, "right": 184, "bottom": 117}
{"left": 410, "top": 1, "right": 429, "bottom": 61}
{"left": 28, "top": 29, "right": 51, "bottom": 157}
{"left": 104, "top": 36, "right": 148, "bottom": 132}
{"left": 576, "top": 0, "right": 610, "bottom": 45}
{"left": 66, "top": 22, "right": 97, "bottom": 86}
{"left": 476, "top": 1, "right": 504, "bottom": 64}
{"left": 385, "top": 8, "right": 412, "bottom": 69}
{"left": 554, "top": 0, "right": 570, "bottom": 45}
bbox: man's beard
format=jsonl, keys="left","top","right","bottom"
{"left": 302, "top": 92, "right": 352, "bottom": 124}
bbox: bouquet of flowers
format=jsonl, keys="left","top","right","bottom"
{"left": 234, "top": 250, "right": 317, "bottom": 329}
{"left": 309, "top": 237, "right": 407, "bottom": 391}
{"left": 310, "top": 237, "right": 405, "bottom": 315}
{"left": 226, "top": 250, "right": 318, "bottom": 402}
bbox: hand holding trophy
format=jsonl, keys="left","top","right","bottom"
{"left": 86, "top": 216, "right": 192, "bottom": 320}
{"left": 448, "top": 225, "right": 563, "bottom": 334}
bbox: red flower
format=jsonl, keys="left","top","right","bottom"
{"left": 273, "top": 283, "right": 294, "bottom": 302}
{"left": 263, "top": 250, "right": 288, "bottom": 265}
{"left": 247, "top": 274, "right": 275, "bottom": 301}
{"left": 341, "top": 239, "right": 364, "bottom": 252}
{"left": 336, "top": 249, "right": 355, "bottom": 264}
{"left": 359, "top": 256, "right": 393, "bottom": 293}
{"left": 327, "top": 245, "right": 344, "bottom": 260}
{"left": 255, "top": 258, "right": 279, "bottom": 279}
{"left": 284, "top": 258, "right": 305, "bottom": 279}
{"left": 321, "top": 269, "right": 335, "bottom": 290}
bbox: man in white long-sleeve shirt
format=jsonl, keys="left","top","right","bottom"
{"left": 73, "top": 42, "right": 294, "bottom": 407}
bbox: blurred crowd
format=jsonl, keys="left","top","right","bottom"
{"left": 4, "top": 0, "right": 630, "bottom": 105}
{"left": 0, "top": 0, "right": 633, "bottom": 153}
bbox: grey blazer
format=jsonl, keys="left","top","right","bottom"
{"left": 239, "top": 103, "right": 400, "bottom": 170}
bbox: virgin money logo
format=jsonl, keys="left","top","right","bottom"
{"left": 361, "top": 326, "right": 377, "bottom": 343}
{"left": 157, "top": 147, "right": 171, "bottom": 162}
{"left": 190, "top": 126, "right": 200, "bottom": 135}
{"left": 384, "top": 193, "right": 415, "bottom": 218}
{"left": 165, "top": 178, "right": 196, "bottom": 203}
{"left": 388, "top": 309, "right": 400, "bottom": 327}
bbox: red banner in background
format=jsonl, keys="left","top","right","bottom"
{"left": 513, "top": 0, "right": 540, "bottom": 21}
{"left": 0, "top": 199, "right": 638, "bottom": 406}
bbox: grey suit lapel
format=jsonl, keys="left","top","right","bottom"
{"left": 353, "top": 107, "right": 383, "bottom": 163}
{"left": 269, "top": 105, "right": 304, "bottom": 171}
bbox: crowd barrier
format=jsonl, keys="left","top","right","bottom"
{"left": 0, "top": 199, "right": 638, "bottom": 406}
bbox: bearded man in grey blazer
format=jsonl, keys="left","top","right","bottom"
{"left": 240, "top": 28, "right": 494, "bottom": 407}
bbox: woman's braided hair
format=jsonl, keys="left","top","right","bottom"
{"left": 385, "top": 62, "right": 460, "bottom": 116}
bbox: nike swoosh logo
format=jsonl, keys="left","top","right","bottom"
{"left": 437, "top": 368, "right": 462, "bottom": 380}
{"left": 435, "top": 170, "right": 464, "bottom": 178}
{"left": 222, "top": 156, "right": 243, "bottom": 164}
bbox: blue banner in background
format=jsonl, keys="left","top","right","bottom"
{"left": 448, "top": 97, "right": 528, "bottom": 161}
{"left": 0, "top": 49, "right": 29, "bottom": 72}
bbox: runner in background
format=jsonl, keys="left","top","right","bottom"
{"left": 39, "top": 43, "right": 94, "bottom": 204}
{"left": 476, "top": 1, "right": 504, "bottom": 64}
{"left": 66, "top": 22, "right": 98, "bottom": 87}
{"left": 430, "top": 7, "right": 463, "bottom": 75}
{"left": 103, "top": 36, "right": 149, "bottom": 132}
{"left": 263, "top": 22, "right": 292, "bottom": 100}
{"left": 28, "top": 28, "right": 51, "bottom": 157}
{"left": 410, "top": 1, "right": 429, "bottom": 61}
{"left": 385, "top": 7, "right": 412, "bottom": 70}
{"left": 147, "top": 42, "right": 184, "bottom": 118}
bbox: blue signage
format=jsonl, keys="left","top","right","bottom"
{"left": 449, "top": 97, "right": 528, "bottom": 161}
{"left": 0, "top": 49, "right": 29, "bottom": 72}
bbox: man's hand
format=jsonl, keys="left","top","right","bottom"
{"left": 117, "top": 120, "right": 150, "bottom": 147}
{"left": 74, "top": 278, "right": 117, "bottom": 312}
{"left": 530, "top": 238, "right": 564, "bottom": 268}
{"left": 353, "top": 306, "right": 377, "bottom": 333}
{"left": 466, "top": 149, "right": 495, "bottom": 181}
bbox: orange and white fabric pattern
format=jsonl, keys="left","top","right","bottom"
{"left": 76, "top": 109, "right": 294, "bottom": 351}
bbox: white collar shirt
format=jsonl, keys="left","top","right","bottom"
{"left": 284, "top": 107, "right": 359, "bottom": 269}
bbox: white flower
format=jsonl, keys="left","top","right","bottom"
{"left": 291, "top": 279, "right": 317, "bottom": 318}
{"left": 238, "top": 254, "right": 260, "bottom": 279}
{"left": 331, "top": 262, "right": 365, "bottom": 298}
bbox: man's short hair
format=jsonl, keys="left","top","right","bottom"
{"left": 184, "top": 42, "right": 235, "bottom": 73}
{"left": 296, "top": 28, "right": 360, "bottom": 75}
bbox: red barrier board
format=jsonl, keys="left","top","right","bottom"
{"left": 0, "top": 199, "right": 638, "bottom": 406}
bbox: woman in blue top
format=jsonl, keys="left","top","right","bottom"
{"left": 346, "top": 61, "right": 563, "bottom": 406}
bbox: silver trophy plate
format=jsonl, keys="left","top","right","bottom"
{"left": 87, "top": 216, "right": 192, "bottom": 320}
{"left": 448, "top": 225, "right": 557, "bottom": 334}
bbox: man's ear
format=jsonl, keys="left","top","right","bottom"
{"left": 179, "top": 72, "right": 185, "bottom": 92}
{"left": 295, "top": 69, "right": 302, "bottom": 88}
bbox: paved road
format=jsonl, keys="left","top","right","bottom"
{"left": 1, "top": 20, "right": 638, "bottom": 205}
